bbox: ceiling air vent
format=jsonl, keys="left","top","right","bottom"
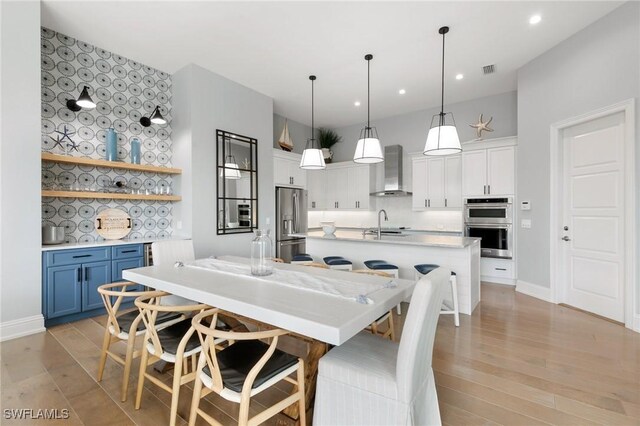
{"left": 482, "top": 64, "right": 496, "bottom": 75}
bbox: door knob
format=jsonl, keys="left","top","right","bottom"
{"left": 561, "top": 236, "right": 571, "bottom": 241}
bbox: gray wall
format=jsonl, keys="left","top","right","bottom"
{"left": 517, "top": 2, "right": 639, "bottom": 311}
{"left": 172, "top": 64, "right": 274, "bottom": 258}
{"left": 331, "top": 91, "right": 517, "bottom": 161}
{"left": 0, "top": 1, "right": 43, "bottom": 336}
{"left": 273, "top": 113, "right": 313, "bottom": 155}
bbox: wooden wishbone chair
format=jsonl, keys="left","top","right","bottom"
{"left": 352, "top": 270, "right": 396, "bottom": 341}
{"left": 97, "top": 282, "right": 183, "bottom": 402}
{"left": 189, "top": 308, "right": 305, "bottom": 426}
{"left": 134, "top": 291, "right": 216, "bottom": 426}
{"left": 271, "top": 257, "right": 285, "bottom": 263}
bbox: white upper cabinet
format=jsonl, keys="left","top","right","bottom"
{"left": 273, "top": 150, "right": 307, "bottom": 188}
{"left": 347, "top": 165, "right": 370, "bottom": 210}
{"left": 412, "top": 158, "right": 428, "bottom": 210}
{"left": 412, "top": 155, "right": 461, "bottom": 210}
{"left": 461, "top": 140, "right": 515, "bottom": 197}
{"left": 445, "top": 155, "right": 462, "bottom": 207}
{"left": 461, "top": 150, "right": 487, "bottom": 196}
{"left": 487, "top": 146, "right": 515, "bottom": 196}
{"left": 307, "top": 169, "right": 326, "bottom": 210}
{"left": 326, "top": 167, "right": 349, "bottom": 209}
{"left": 427, "top": 158, "right": 446, "bottom": 208}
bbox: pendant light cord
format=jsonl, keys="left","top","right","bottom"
{"left": 440, "top": 29, "right": 445, "bottom": 126}
{"left": 312, "top": 78, "right": 314, "bottom": 141}
{"left": 367, "top": 58, "right": 370, "bottom": 128}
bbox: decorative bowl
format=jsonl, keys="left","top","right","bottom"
{"left": 321, "top": 221, "right": 336, "bottom": 235}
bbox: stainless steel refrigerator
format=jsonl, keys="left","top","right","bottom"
{"left": 276, "top": 187, "right": 308, "bottom": 262}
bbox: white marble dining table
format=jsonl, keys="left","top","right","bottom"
{"left": 123, "top": 255, "right": 415, "bottom": 346}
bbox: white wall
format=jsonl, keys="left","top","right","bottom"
{"left": 0, "top": 0, "right": 45, "bottom": 340}
{"left": 516, "top": 1, "right": 639, "bottom": 316}
{"left": 172, "top": 64, "right": 274, "bottom": 258}
{"left": 273, "top": 113, "right": 313, "bottom": 155}
{"left": 331, "top": 91, "right": 517, "bottom": 162}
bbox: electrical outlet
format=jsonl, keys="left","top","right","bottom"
{"left": 265, "top": 217, "right": 271, "bottom": 225}
{"left": 176, "top": 220, "right": 183, "bottom": 230}
{"left": 521, "top": 219, "right": 532, "bottom": 229}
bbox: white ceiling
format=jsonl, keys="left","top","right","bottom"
{"left": 41, "top": 1, "right": 621, "bottom": 128}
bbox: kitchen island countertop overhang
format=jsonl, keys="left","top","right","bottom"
{"left": 296, "top": 230, "right": 482, "bottom": 315}
{"left": 294, "top": 229, "right": 479, "bottom": 248}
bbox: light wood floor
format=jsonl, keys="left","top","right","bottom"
{"left": 1, "top": 283, "right": 639, "bottom": 425}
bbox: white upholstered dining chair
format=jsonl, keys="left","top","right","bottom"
{"left": 313, "top": 267, "right": 450, "bottom": 426}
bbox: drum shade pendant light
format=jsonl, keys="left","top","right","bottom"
{"left": 220, "top": 137, "right": 241, "bottom": 180}
{"left": 66, "top": 85, "right": 96, "bottom": 111}
{"left": 423, "top": 26, "right": 462, "bottom": 156}
{"left": 140, "top": 105, "right": 167, "bottom": 127}
{"left": 300, "top": 75, "right": 326, "bottom": 170}
{"left": 353, "top": 54, "right": 383, "bottom": 163}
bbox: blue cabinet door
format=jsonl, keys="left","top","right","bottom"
{"left": 47, "top": 265, "right": 82, "bottom": 319}
{"left": 82, "top": 261, "right": 111, "bottom": 312}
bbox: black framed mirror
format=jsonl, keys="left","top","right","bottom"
{"left": 216, "top": 129, "right": 258, "bottom": 235}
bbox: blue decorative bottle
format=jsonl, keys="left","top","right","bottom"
{"left": 130, "top": 137, "right": 141, "bottom": 164}
{"left": 106, "top": 128, "right": 117, "bottom": 161}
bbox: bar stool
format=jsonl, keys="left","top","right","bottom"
{"left": 363, "top": 260, "right": 399, "bottom": 278}
{"left": 323, "top": 256, "right": 353, "bottom": 271}
{"left": 414, "top": 264, "right": 459, "bottom": 327}
{"left": 364, "top": 260, "right": 401, "bottom": 314}
{"left": 291, "top": 254, "right": 313, "bottom": 265}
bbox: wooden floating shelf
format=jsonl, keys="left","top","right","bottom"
{"left": 42, "top": 190, "right": 181, "bottom": 202}
{"left": 41, "top": 153, "right": 182, "bottom": 175}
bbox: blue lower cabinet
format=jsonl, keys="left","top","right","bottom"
{"left": 82, "top": 261, "right": 112, "bottom": 312}
{"left": 46, "top": 265, "right": 82, "bottom": 319}
{"left": 43, "top": 244, "right": 144, "bottom": 326}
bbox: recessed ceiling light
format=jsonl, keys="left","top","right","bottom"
{"left": 455, "top": 74, "right": 464, "bottom": 80}
{"left": 529, "top": 15, "right": 542, "bottom": 25}
{"left": 354, "top": 101, "right": 361, "bottom": 106}
{"left": 398, "top": 89, "right": 406, "bottom": 95}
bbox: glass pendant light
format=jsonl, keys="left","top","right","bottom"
{"left": 424, "top": 26, "right": 462, "bottom": 156}
{"left": 300, "top": 75, "right": 325, "bottom": 170}
{"left": 221, "top": 137, "right": 241, "bottom": 179}
{"left": 353, "top": 54, "right": 383, "bottom": 163}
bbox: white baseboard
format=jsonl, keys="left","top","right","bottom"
{"left": 634, "top": 314, "right": 640, "bottom": 333}
{"left": 482, "top": 276, "right": 516, "bottom": 286}
{"left": 0, "top": 315, "right": 45, "bottom": 342}
{"left": 516, "top": 280, "right": 551, "bottom": 302}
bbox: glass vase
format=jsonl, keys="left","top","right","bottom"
{"left": 251, "top": 229, "right": 273, "bottom": 276}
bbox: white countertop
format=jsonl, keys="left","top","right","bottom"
{"left": 311, "top": 226, "right": 463, "bottom": 234}
{"left": 41, "top": 235, "right": 189, "bottom": 251}
{"left": 295, "top": 230, "right": 479, "bottom": 248}
{"left": 124, "top": 255, "right": 415, "bottom": 345}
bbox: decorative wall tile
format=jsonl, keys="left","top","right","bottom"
{"left": 41, "top": 27, "right": 174, "bottom": 243}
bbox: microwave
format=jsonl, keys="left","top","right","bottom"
{"left": 464, "top": 197, "right": 513, "bottom": 224}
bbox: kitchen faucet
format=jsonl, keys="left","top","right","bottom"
{"left": 377, "top": 209, "right": 388, "bottom": 239}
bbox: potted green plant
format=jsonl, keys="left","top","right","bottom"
{"left": 317, "top": 128, "right": 342, "bottom": 163}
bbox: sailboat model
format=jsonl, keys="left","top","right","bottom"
{"left": 277, "top": 119, "right": 294, "bottom": 152}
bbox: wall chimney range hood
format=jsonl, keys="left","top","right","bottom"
{"left": 370, "top": 145, "right": 412, "bottom": 197}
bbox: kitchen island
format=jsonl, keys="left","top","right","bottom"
{"left": 295, "top": 229, "right": 481, "bottom": 315}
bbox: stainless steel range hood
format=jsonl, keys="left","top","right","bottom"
{"left": 370, "top": 145, "right": 413, "bottom": 197}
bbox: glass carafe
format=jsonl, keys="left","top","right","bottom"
{"left": 251, "top": 229, "right": 273, "bottom": 276}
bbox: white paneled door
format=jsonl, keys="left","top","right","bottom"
{"left": 561, "top": 112, "right": 625, "bottom": 322}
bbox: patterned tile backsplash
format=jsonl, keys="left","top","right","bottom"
{"left": 40, "top": 27, "right": 174, "bottom": 243}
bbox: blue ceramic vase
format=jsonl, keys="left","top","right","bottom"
{"left": 106, "top": 128, "right": 117, "bottom": 161}
{"left": 130, "top": 137, "right": 141, "bottom": 164}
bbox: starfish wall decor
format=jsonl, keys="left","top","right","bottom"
{"left": 52, "top": 125, "right": 79, "bottom": 152}
{"left": 469, "top": 114, "right": 494, "bottom": 139}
